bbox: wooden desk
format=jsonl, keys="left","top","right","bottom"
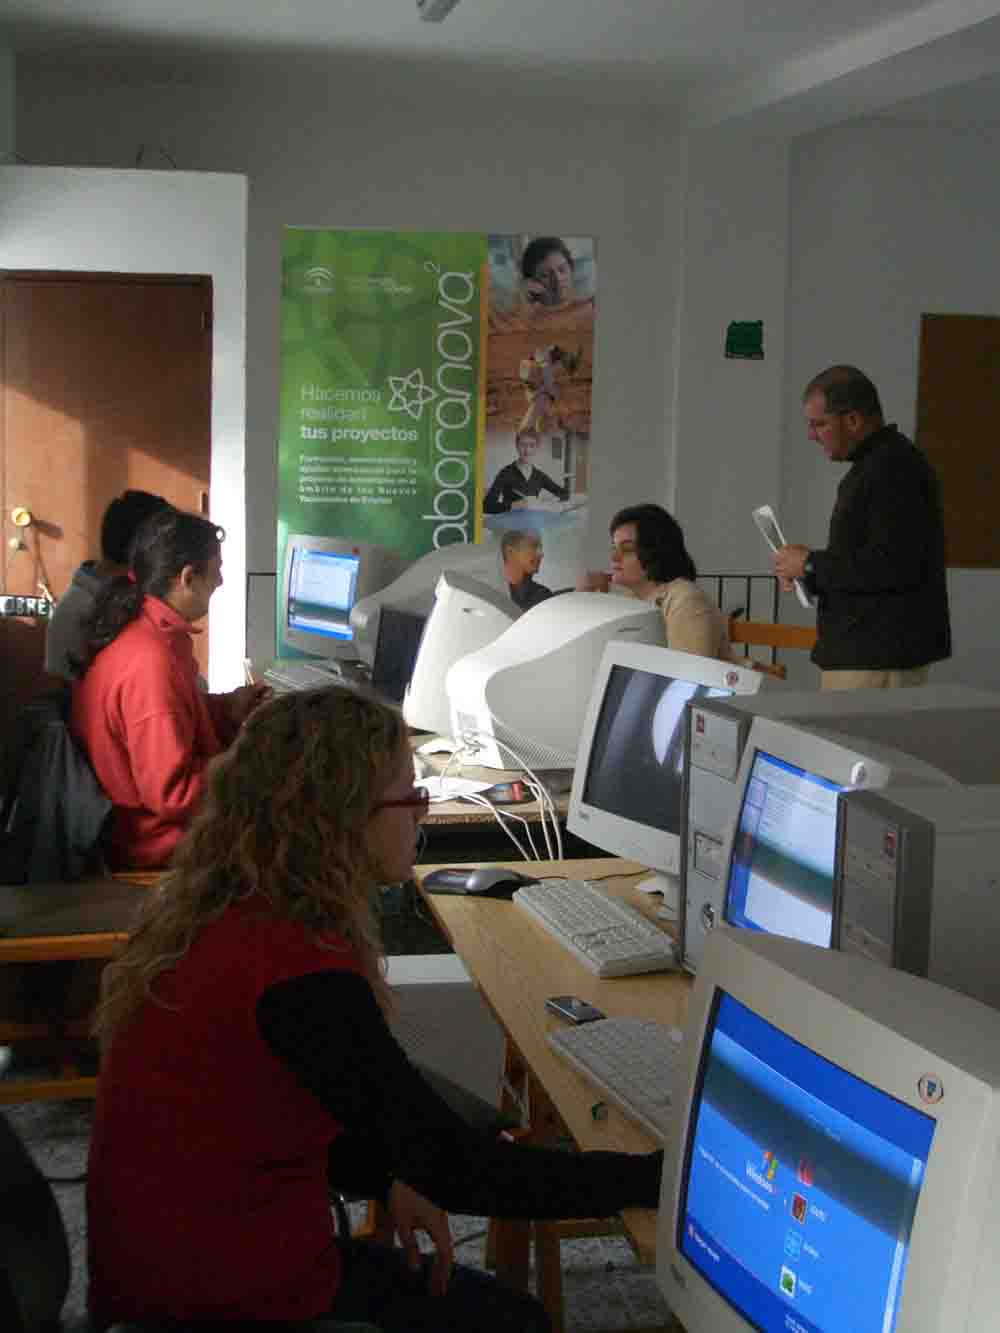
{"left": 419, "top": 856, "right": 690, "bottom": 1329}
{"left": 418, "top": 750, "right": 571, "bottom": 828}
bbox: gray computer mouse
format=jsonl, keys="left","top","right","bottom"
{"left": 422, "top": 866, "right": 538, "bottom": 898}
{"left": 463, "top": 866, "right": 539, "bottom": 896}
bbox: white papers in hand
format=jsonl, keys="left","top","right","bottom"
{"left": 752, "top": 504, "right": 815, "bottom": 610}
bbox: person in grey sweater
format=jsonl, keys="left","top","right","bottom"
{"left": 45, "top": 490, "right": 167, "bottom": 679}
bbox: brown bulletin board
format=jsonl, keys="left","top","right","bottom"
{"left": 916, "top": 313, "right": 1000, "bottom": 568}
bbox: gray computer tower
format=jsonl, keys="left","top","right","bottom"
{"left": 836, "top": 785, "right": 1000, "bottom": 1009}
{"left": 680, "top": 684, "right": 1000, "bottom": 973}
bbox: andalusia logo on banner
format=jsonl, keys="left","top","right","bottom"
{"left": 276, "top": 229, "right": 596, "bottom": 656}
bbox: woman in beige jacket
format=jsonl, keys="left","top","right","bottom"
{"left": 582, "top": 504, "right": 729, "bottom": 660}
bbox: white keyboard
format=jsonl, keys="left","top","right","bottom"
{"left": 548, "top": 1016, "right": 685, "bottom": 1141}
{"left": 512, "top": 878, "right": 677, "bottom": 978}
{"left": 261, "top": 661, "right": 360, "bottom": 693}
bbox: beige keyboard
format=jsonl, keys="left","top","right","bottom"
{"left": 512, "top": 878, "right": 676, "bottom": 978}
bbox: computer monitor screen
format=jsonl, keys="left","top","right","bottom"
{"left": 279, "top": 534, "right": 406, "bottom": 661}
{"left": 567, "top": 642, "right": 765, "bottom": 902}
{"left": 286, "top": 546, "right": 359, "bottom": 645}
{"left": 680, "top": 988, "right": 933, "bottom": 1332}
{"left": 719, "top": 716, "right": 956, "bottom": 951}
{"left": 659, "top": 926, "right": 1000, "bottom": 1333}
{"left": 371, "top": 607, "right": 427, "bottom": 706}
{"left": 725, "top": 749, "right": 847, "bottom": 947}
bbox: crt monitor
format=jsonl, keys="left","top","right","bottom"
{"left": 567, "top": 642, "right": 766, "bottom": 908}
{"left": 446, "top": 592, "right": 666, "bottom": 773}
{"left": 721, "top": 716, "right": 958, "bottom": 950}
{"left": 659, "top": 925, "right": 1000, "bottom": 1333}
{"left": 370, "top": 606, "right": 428, "bottom": 707}
{"left": 402, "top": 571, "right": 517, "bottom": 738}
{"left": 279, "top": 534, "right": 406, "bottom": 661}
{"left": 349, "top": 541, "right": 507, "bottom": 668}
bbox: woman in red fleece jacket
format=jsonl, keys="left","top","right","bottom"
{"left": 71, "top": 508, "right": 267, "bottom": 869}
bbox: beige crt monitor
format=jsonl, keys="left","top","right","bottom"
{"left": 658, "top": 926, "right": 1000, "bottom": 1333}
{"left": 681, "top": 684, "right": 1000, "bottom": 973}
{"left": 447, "top": 592, "right": 665, "bottom": 770}
{"left": 836, "top": 784, "right": 1000, "bottom": 1010}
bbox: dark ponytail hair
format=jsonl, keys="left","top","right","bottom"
{"left": 75, "top": 509, "right": 223, "bottom": 675}
{"left": 609, "top": 504, "right": 697, "bottom": 584}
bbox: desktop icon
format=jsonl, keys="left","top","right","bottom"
{"left": 784, "top": 1231, "right": 803, "bottom": 1260}
{"left": 797, "top": 1156, "right": 814, "bottom": 1186}
{"left": 780, "top": 1266, "right": 797, "bottom": 1299}
{"left": 791, "top": 1193, "right": 807, "bottom": 1224}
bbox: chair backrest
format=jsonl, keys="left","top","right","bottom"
{"left": 727, "top": 617, "right": 817, "bottom": 654}
{"left": 727, "top": 617, "right": 817, "bottom": 682}
{"left": 0, "top": 1111, "right": 71, "bottom": 1332}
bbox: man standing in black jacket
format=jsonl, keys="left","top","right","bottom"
{"left": 774, "top": 365, "right": 951, "bottom": 690}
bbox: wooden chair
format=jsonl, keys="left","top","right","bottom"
{"left": 728, "top": 616, "right": 817, "bottom": 680}
{"left": 0, "top": 874, "right": 153, "bottom": 1105}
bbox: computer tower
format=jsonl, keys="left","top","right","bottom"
{"left": 836, "top": 785, "right": 1000, "bottom": 1009}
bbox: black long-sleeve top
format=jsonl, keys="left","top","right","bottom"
{"left": 483, "top": 463, "right": 569, "bottom": 515}
{"left": 257, "top": 970, "right": 661, "bottom": 1218}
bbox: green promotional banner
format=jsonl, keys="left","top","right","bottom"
{"left": 279, "top": 230, "right": 488, "bottom": 561}
{"left": 277, "top": 228, "right": 597, "bottom": 656}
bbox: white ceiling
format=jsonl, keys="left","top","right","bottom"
{"left": 9, "top": 0, "right": 1000, "bottom": 128}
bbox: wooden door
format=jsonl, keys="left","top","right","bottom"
{"left": 0, "top": 272, "right": 213, "bottom": 735}
{"left": 916, "top": 313, "right": 1000, "bottom": 568}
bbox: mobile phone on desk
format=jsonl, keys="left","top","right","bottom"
{"left": 545, "top": 995, "right": 605, "bottom": 1025}
{"left": 483, "top": 781, "right": 533, "bottom": 805}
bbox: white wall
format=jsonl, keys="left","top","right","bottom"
{"left": 0, "top": 167, "right": 248, "bottom": 689}
{"left": 670, "top": 127, "right": 790, "bottom": 585}
{"left": 782, "top": 123, "right": 1000, "bottom": 690}
{"left": 16, "top": 69, "right": 679, "bottom": 577}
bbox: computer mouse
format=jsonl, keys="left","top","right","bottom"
{"left": 421, "top": 866, "right": 539, "bottom": 899}
{"left": 463, "top": 866, "right": 539, "bottom": 897}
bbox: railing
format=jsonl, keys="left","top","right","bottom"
{"left": 699, "top": 572, "right": 816, "bottom": 673}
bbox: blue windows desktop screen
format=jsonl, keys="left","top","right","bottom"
{"left": 679, "top": 992, "right": 935, "bottom": 1333}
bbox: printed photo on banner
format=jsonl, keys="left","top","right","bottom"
{"left": 484, "top": 235, "right": 595, "bottom": 599}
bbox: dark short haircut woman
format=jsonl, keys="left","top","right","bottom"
{"left": 589, "top": 504, "right": 729, "bottom": 661}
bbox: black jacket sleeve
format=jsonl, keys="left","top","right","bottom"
{"left": 257, "top": 969, "right": 661, "bottom": 1219}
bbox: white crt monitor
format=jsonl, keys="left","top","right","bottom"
{"left": 719, "top": 716, "right": 958, "bottom": 951}
{"left": 280, "top": 533, "right": 406, "bottom": 661}
{"left": 446, "top": 592, "right": 664, "bottom": 771}
{"left": 836, "top": 784, "right": 1000, "bottom": 1009}
{"left": 402, "top": 571, "right": 516, "bottom": 738}
{"left": 349, "top": 540, "right": 506, "bottom": 667}
{"left": 659, "top": 925, "right": 1000, "bottom": 1333}
{"left": 567, "top": 642, "right": 767, "bottom": 903}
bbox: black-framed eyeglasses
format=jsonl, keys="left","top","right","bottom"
{"left": 371, "top": 788, "right": 431, "bottom": 815}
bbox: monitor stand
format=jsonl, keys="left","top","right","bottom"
{"left": 635, "top": 870, "right": 680, "bottom": 921}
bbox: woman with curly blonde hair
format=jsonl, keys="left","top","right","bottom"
{"left": 87, "top": 686, "right": 662, "bottom": 1333}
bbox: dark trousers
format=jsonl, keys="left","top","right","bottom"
{"left": 330, "top": 1237, "right": 550, "bottom": 1333}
